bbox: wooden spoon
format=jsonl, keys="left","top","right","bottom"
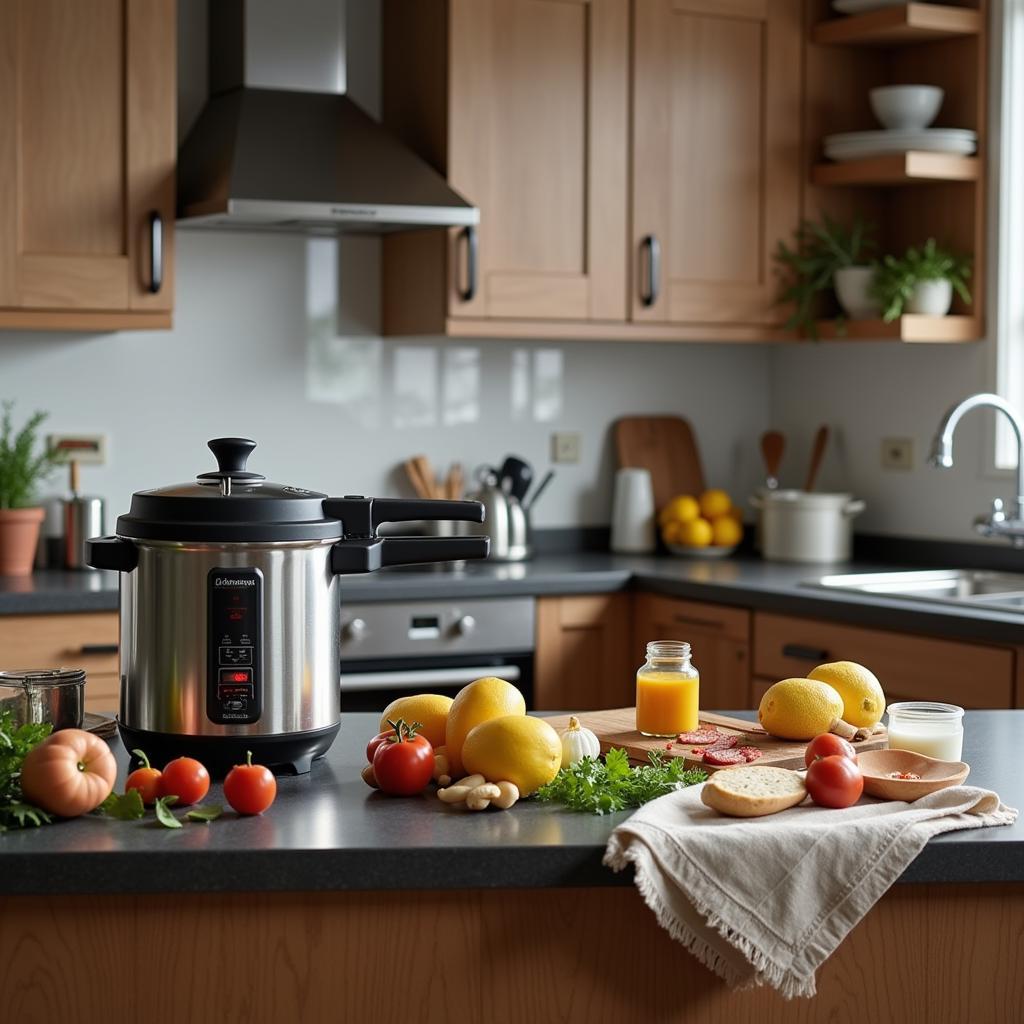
{"left": 760, "top": 431, "right": 785, "bottom": 490}
{"left": 804, "top": 425, "right": 830, "bottom": 492}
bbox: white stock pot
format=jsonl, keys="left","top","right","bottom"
{"left": 751, "top": 490, "right": 865, "bottom": 564}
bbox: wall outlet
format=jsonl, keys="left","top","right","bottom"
{"left": 881, "top": 437, "right": 914, "bottom": 471}
{"left": 551, "top": 431, "right": 581, "bottom": 464}
{"left": 48, "top": 433, "right": 108, "bottom": 465}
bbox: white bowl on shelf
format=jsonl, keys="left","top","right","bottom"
{"left": 870, "top": 85, "right": 944, "bottom": 131}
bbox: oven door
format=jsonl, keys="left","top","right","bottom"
{"left": 339, "top": 652, "right": 534, "bottom": 712}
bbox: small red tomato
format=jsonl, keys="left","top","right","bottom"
{"left": 372, "top": 719, "right": 433, "bottom": 796}
{"left": 125, "top": 748, "right": 162, "bottom": 805}
{"left": 366, "top": 730, "right": 392, "bottom": 764}
{"left": 804, "top": 733, "right": 858, "bottom": 769}
{"left": 224, "top": 750, "right": 277, "bottom": 815}
{"left": 159, "top": 756, "right": 210, "bottom": 806}
{"left": 806, "top": 754, "right": 864, "bottom": 809}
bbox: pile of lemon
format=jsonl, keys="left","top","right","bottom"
{"left": 659, "top": 489, "right": 743, "bottom": 549}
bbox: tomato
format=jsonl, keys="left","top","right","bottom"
{"left": 804, "top": 733, "right": 858, "bottom": 769}
{"left": 223, "top": 750, "right": 277, "bottom": 815}
{"left": 159, "top": 757, "right": 210, "bottom": 806}
{"left": 366, "top": 731, "right": 392, "bottom": 764}
{"left": 372, "top": 720, "right": 433, "bottom": 796}
{"left": 806, "top": 754, "right": 864, "bottom": 809}
{"left": 124, "top": 748, "right": 162, "bottom": 805}
{"left": 20, "top": 729, "right": 116, "bottom": 817}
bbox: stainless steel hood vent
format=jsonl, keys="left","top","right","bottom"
{"left": 177, "top": 0, "right": 478, "bottom": 233}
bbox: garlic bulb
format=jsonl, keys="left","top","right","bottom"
{"left": 560, "top": 716, "right": 600, "bottom": 767}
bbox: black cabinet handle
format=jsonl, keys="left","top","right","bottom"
{"left": 640, "top": 234, "right": 660, "bottom": 307}
{"left": 80, "top": 643, "right": 118, "bottom": 655}
{"left": 782, "top": 643, "right": 829, "bottom": 661}
{"left": 457, "top": 225, "right": 477, "bottom": 302}
{"left": 148, "top": 211, "right": 163, "bottom": 294}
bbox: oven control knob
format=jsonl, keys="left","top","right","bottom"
{"left": 344, "top": 617, "right": 367, "bottom": 642}
{"left": 454, "top": 614, "right": 476, "bottom": 637}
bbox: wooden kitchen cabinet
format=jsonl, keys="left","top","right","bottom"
{"left": 0, "top": 612, "right": 120, "bottom": 713}
{"left": 631, "top": 0, "right": 803, "bottom": 328}
{"left": 534, "top": 594, "right": 634, "bottom": 711}
{"left": 752, "top": 611, "right": 1015, "bottom": 708}
{"left": 633, "top": 592, "right": 751, "bottom": 709}
{"left": 382, "top": 0, "right": 629, "bottom": 336}
{"left": 0, "top": 0, "right": 175, "bottom": 331}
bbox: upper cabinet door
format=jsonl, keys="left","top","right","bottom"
{"left": 631, "top": 0, "right": 801, "bottom": 325}
{"left": 447, "top": 0, "right": 628, "bottom": 321}
{"left": 0, "top": 0, "right": 175, "bottom": 329}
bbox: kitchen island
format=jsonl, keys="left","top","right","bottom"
{"left": 1, "top": 712, "right": 1021, "bottom": 1023}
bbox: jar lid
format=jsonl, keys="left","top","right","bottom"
{"left": 0, "top": 669, "right": 86, "bottom": 688}
{"left": 115, "top": 438, "right": 343, "bottom": 543}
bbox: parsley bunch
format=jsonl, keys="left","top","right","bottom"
{"left": 0, "top": 708, "right": 53, "bottom": 830}
{"left": 536, "top": 747, "right": 706, "bottom": 815}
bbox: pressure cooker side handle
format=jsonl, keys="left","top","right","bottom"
{"left": 85, "top": 536, "right": 139, "bottom": 572}
{"left": 330, "top": 536, "right": 490, "bottom": 575}
{"left": 323, "top": 497, "right": 485, "bottom": 537}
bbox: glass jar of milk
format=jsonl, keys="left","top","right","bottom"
{"left": 886, "top": 702, "right": 965, "bottom": 761}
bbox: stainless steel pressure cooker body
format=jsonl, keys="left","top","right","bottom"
{"left": 87, "top": 438, "right": 488, "bottom": 774}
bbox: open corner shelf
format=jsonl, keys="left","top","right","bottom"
{"left": 812, "top": 3, "right": 982, "bottom": 47}
{"left": 812, "top": 314, "right": 982, "bottom": 343}
{"left": 811, "top": 152, "right": 980, "bottom": 186}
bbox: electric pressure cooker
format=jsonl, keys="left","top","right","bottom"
{"left": 86, "top": 437, "right": 488, "bottom": 774}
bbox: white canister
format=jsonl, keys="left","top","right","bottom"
{"left": 750, "top": 489, "right": 865, "bottom": 563}
{"left": 611, "top": 468, "right": 656, "bottom": 553}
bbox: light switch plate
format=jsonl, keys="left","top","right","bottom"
{"left": 881, "top": 437, "right": 913, "bottom": 471}
{"left": 551, "top": 431, "right": 581, "bottom": 464}
{"left": 48, "top": 433, "right": 108, "bottom": 465}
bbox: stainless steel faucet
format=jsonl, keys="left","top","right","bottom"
{"left": 928, "top": 392, "right": 1024, "bottom": 546}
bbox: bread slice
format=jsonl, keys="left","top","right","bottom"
{"left": 701, "top": 765, "right": 807, "bottom": 818}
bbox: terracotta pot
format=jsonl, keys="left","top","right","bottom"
{"left": 0, "top": 507, "right": 45, "bottom": 577}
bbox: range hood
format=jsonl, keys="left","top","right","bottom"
{"left": 177, "top": 0, "right": 478, "bottom": 233}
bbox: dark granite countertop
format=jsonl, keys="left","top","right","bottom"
{"left": 4, "top": 551, "right": 1024, "bottom": 645}
{"left": 0, "top": 711, "right": 1020, "bottom": 895}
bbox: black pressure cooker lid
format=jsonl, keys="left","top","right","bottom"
{"left": 116, "top": 438, "right": 343, "bottom": 543}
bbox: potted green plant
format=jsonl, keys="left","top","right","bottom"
{"left": 0, "top": 402, "right": 62, "bottom": 577}
{"left": 869, "top": 238, "right": 972, "bottom": 321}
{"left": 775, "top": 214, "right": 878, "bottom": 338}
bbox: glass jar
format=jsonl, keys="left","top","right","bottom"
{"left": 886, "top": 701, "right": 964, "bottom": 762}
{"left": 0, "top": 668, "right": 85, "bottom": 730}
{"left": 635, "top": 640, "right": 699, "bottom": 737}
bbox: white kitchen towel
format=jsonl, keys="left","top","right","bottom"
{"left": 604, "top": 784, "right": 1017, "bottom": 999}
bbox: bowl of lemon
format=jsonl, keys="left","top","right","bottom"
{"left": 659, "top": 489, "right": 742, "bottom": 558}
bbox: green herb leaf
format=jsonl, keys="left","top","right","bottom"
{"left": 154, "top": 794, "right": 183, "bottom": 829}
{"left": 185, "top": 804, "right": 223, "bottom": 823}
{"left": 536, "top": 747, "right": 706, "bottom": 815}
{"left": 96, "top": 788, "right": 146, "bottom": 820}
{"left": 0, "top": 708, "right": 54, "bottom": 830}
{"left": 5, "top": 801, "right": 52, "bottom": 828}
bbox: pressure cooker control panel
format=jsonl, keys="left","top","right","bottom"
{"left": 207, "top": 568, "right": 262, "bottom": 725}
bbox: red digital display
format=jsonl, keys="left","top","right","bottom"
{"left": 225, "top": 671, "right": 250, "bottom": 683}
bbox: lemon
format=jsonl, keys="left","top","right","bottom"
{"left": 710, "top": 515, "right": 742, "bottom": 547}
{"left": 379, "top": 693, "right": 453, "bottom": 749}
{"left": 445, "top": 676, "right": 526, "bottom": 776}
{"left": 758, "top": 678, "right": 845, "bottom": 740}
{"left": 699, "top": 489, "right": 733, "bottom": 520}
{"left": 461, "top": 715, "right": 562, "bottom": 795}
{"left": 678, "top": 517, "right": 713, "bottom": 547}
{"left": 808, "top": 661, "right": 886, "bottom": 729}
{"left": 658, "top": 494, "right": 700, "bottom": 527}
{"left": 661, "top": 521, "right": 684, "bottom": 545}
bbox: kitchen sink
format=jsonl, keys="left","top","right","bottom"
{"left": 805, "top": 569, "right": 1024, "bottom": 611}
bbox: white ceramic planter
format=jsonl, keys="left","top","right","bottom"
{"left": 905, "top": 278, "right": 953, "bottom": 316}
{"left": 833, "top": 266, "right": 881, "bottom": 320}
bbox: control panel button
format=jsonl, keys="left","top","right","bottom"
{"left": 454, "top": 614, "right": 477, "bottom": 637}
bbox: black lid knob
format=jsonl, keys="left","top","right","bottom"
{"left": 197, "top": 437, "right": 265, "bottom": 483}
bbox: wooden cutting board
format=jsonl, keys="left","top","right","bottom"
{"left": 545, "top": 708, "right": 887, "bottom": 772}
{"left": 614, "top": 415, "right": 706, "bottom": 510}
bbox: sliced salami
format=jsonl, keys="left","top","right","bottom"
{"left": 737, "top": 746, "right": 763, "bottom": 762}
{"left": 702, "top": 747, "right": 747, "bottom": 766}
{"left": 676, "top": 728, "right": 720, "bottom": 746}
{"left": 705, "top": 734, "right": 739, "bottom": 750}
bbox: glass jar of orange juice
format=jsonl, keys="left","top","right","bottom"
{"left": 636, "top": 641, "right": 699, "bottom": 737}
